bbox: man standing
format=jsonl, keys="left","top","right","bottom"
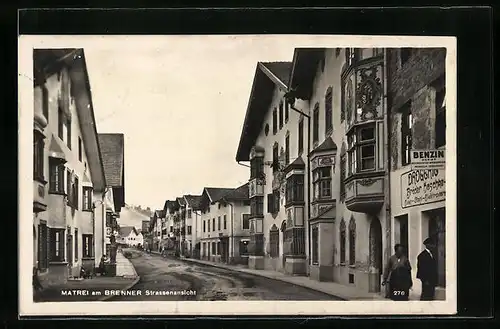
{"left": 417, "top": 238, "right": 438, "bottom": 300}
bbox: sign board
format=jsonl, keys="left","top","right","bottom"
{"left": 401, "top": 168, "right": 446, "bottom": 208}
{"left": 410, "top": 149, "right": 445, "bottom": 170}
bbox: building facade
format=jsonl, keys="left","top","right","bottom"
{"left": 236, "top": 61, "right": 311, "bottom": 275}
{"left": 387, "top": 47, "right": 447, "bottom": 299}
{"left": 33, "top": 49, "right": 108, "bottom": 286}
{"left": 198, "top": 186, "right": 251, "bottom": 264}
{"left": 182, "top": 195, "right": 203, "bottom": 258}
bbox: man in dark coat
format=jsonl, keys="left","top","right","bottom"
{"left": 417, "top": 238, "right": 438, "bottom": 300}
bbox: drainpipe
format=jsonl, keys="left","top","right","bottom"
{"left": 225, "top": 199, "right": 235, "bottom": 264}
{"left": 288, "top": 97, "right": 311, "bottom": 266}
{"left": 383, "top": 48, "right": 393, "bottom": 266}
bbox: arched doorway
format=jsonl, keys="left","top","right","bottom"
{"left": 369, "top": 217, "right": 383, "bottom": 292}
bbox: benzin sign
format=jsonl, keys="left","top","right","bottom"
{"left": 401, "top": 168, "right": 446, "bottom": 208}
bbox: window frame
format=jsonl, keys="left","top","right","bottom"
{"left": 242, "top": 214, "right": 250, "bottom": 230}
{"left": 33, "top": 131, "right": 45, "bottom": 183}
{"left": 223, "top": 215, "right": 227, "bottom": 230}
{"left": 250, "top": 157, "right": 264, "bottom": 180}
{"left": 313, "top": 104, "right": 319, "bottom": 144}
{"left": 313, "top": 167, "right": 332, "bottom": 200}
{"left": 279, "top": 101, "right": 284, "bottom": 130}
{"left": 286, "top": 174, "right": 305, "bottom": 204}
{"left": 325, "top": 87, "right": 333, "bottom": 135}
{"left": 285, "top": 134, "right": 290, "bottom": 165}
{"left": 298, "top": 119, "right": 304, "bottom": 154}
{"left": 346, "top": 123, "right": 377, "bottom": 175}
{"left": 50, "top": 228, "right": 65, "bottom": 262}
{"left": 82, "top": 186, "right": 93, "bottom": 211}
{"left": 42, "top": 85, "right": 49, "bottom": 121}
{"left": 78, "top": 137, "right": 82, "bottom": 162}
{"left": 217, "top": 216, "right": 221, "bottom": 231}
{"left": 272, "top": 143, "right": 279, "bottom": 173}
{"left": 250, "top": 196, "right": 264, "bottom": 217}
{"left": 272, "top": 107, "right": 278, "bottom": 135}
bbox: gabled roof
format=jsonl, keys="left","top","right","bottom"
{"left": 163, "top": 200, "right": 179, "bottom": 213}
{"left": 288, "top": 48, "right": 326, "bottom": 100}
{"left": 235, "top": 61, "right": 293, "bottom": 162}
{"left": 154, "top": 210, "right": 165, "bottom": 219}
{"left": 119, "top": 226, "right": 138, "bottom": 237}
{"left": 309, "top": 136, "right": 338, "bottom": 156}
{"left": 176, "top": 197, "right": 186, "bottom": 207}
{"left": 205, "top": 187, "right": 235, "bottom": 203}
{"left": 283, "top": 156, "right": 306, "bottom": 174}
{"left": 184, "top": 195, "right": 203, "bottom": 210}
{"left": 98, "top": 133, "right": 125, "bottom": 187}
{"left": 221, "top": 183, "right": 249, "bottom": 202}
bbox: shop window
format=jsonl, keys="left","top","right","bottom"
{"left": 313, "top": 167, "right": 332, "bottom": 200}
{"left": 279, "top": 101, "right": 284, "bottom": 129}
{"left": 347, "top": 124, "right": 377, "bottom": 175}
{"left": 313, "top": 104, "right": 319, "bottom": 144}
{"left": 312, "top": 226, "right": 319, "bottom": 265}
{"left": 325, "top": 87, "right": 333, "bottom": 135}
{"left": 401, "top": 101, "right": 413, "bottom": 166}
{"left": 298, "top": 119, "right": 304, "bottom": 154}
{"left": 33, "top": 131, "right": 45, "bottom": 182}
{"left": 339, "top": 219, "right": 346, "bottom": 264}
{"left": 273, "top": 108, "right": 278, "bottom": 135}
{"left": 348, "top": 218, "right": 356, "bottom": 266}
{"left": 286, "top": 174, "right": 304, "bottom": 204}
{"left": 269, "top": 226, "right": 279, "bottom": 258}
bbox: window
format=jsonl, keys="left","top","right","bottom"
{"left": 340, "top": 155, "right": 346, "bottom": 201}
{"left": 58, "top": 107, "right": 64, "bottom": 140}
{"left": 212, "top": 218, "right": 215, "bottom": 231}
{"left": 217, "top": 216, "right": 221, "bottom": 230}
{"left": 285, "top": 134, "right": 290, "bottom": 165}
{"left": 273, "top": 189, "right": 280, "bottom": 213}
{"left": 312, "top": 226, "right": 319, "bottom": 265}
{"left": 284, "top": 98, "right": 289, "bottom": 122}
{"left": 187, "top": 226, "right": 192, "bottom": 235}
{"left": 208, "top": 219, "right": 210, "bottom": 232}
{"left": 83, "top": 187, "right": 93, "bottom": 211}
{"left": 347, "top": 124, "right": 377, "bottom": 174}
{"left": 66, "top": 119, "right": 72, "bottom": 150}
{"left": 217, "top": 242, "right": 221, "bottom": 255}
{"left": 250, "top": 157, "right": 264, "bottom": 179}
{"left": 73, "top": 176, "right": 79, "bottom": 209}
{"left": 78, "top": 137, "right": 82, "bottom": 162}
{"left": 242, "top": 214, "right": 250, "bottom": 229}
{"left": 401, "top": 101, "right": 413, "bottom": 166}
{"left": 358, "top": 126, "right": 376, "bottom": 170}
{"left": 223, "top": 215, "right": 227, "bottom": 230}
{"left": 435, "top": 83, "right": 446, "bottom": 148}
{"left": 273, "top": 108, "right": 278, "bottom": 135}
{"left": 400, "top": 48, "right": 412, "bottom": 66}
{"left": 49, "top": 228, "right": 65, "bottom": 262}
{"left": 251, "top": 197, "right": 263, "bottom": 217}
{"left": 272, "top": 143, "right": 279, "bottom": 173}
{"left": 66, "top": 169, "right": 72, "bottom": 204}
{"left": 267, "top": 193, "right": 274, "bottom": 214}
{"left": 298, "top": 119, "right": 304, "bottom": 154}
{"left": 313, "top": 104, "right": 319, "bottom": 144}
{"left": 42, "top": 86, "right": 49, "bottom": 121}
{"left": 325, "top": 87, "right": 333, "bottom": 134}
{"left": 340, "top": 219, "right": 346, "bottom": 264}
{"left": 348, "top": 218, "right": 356, "bottom": 266}
{"left": 187, "top": 209, "right": 192, "bottom": 218}
{"left": 286, "top": 175, "right": 304, "bottom": 204}
{"left": 345, "top": 48, "right": 359, "bottom": 66}
{"left": 313, "top": 167, "right": 332, "bottom": 200}
{"left": 212, "top": 242, "right": 216, "bottom": 255}
{"left": 269, "top": 227, "right": 279, "bottom": 258}
{"left": 279, "top": 101, "right": 284, "bottom": 129}
{"left": 74, "top": 229, "right": 78, "bottom": 261}
{"left": 33, "top": 131, "right": 45, "bottom": 182}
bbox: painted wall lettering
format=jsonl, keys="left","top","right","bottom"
{"left": 401, "top": 169, "right": 446, "bottom": 208}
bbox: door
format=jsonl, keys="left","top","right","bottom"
{"left": 429, "top": 208, "right": 446, "bottom": 287}
{"left": 369, "top": 217, "right": 383, "bottom": 292}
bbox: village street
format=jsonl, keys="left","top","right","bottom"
{"left": 111, "top": 250, "right": 341, "bottom": 301}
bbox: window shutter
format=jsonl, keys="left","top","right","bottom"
{"left": 267, "top": 193, "right": 274, "bottom": 213}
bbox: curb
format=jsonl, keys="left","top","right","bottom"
{"left": 178, "top": 257, "right": 353, "bottom": 301}
{"left": 98, "top": 275, "right": 141, "bottom": 301}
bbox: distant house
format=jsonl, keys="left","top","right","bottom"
{"left": 118, "top": 226, "right": 143, "bottom": 247}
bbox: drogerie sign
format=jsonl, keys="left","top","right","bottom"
{"left": 401, "top": 168, "right": 446, "bottom": 208}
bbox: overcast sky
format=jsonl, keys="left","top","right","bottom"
{"left": 83, "top": 36, "right": 304, "bottom": 210}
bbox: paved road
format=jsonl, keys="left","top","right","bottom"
{"left": 111, "top": 250, "right": 342, "bottom": 301}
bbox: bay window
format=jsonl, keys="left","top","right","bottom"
{"left": 286, "top": 175, "right": 304, "bottom": 204}
{"left": 251, "top": 197, "right": 263, "bottom": 217}
{"left": 250, "top": 156, "right": 264, "bottom": 179}
{"left": 313, "top": 167, "right": 332, "bottom": 200}
{"left": 347, "top": 124, "right": 377, "bottom": 175}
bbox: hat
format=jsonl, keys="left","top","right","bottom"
{"left": 423, "top": 238, "right": 434, "bottom": 245}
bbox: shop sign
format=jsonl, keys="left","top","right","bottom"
{"left": 401, "top": 168, "right": 446, "bottom": 208}
{"left": 411, "top": 149, "right": 446, "bottom": 170}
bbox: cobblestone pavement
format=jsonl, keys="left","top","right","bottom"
{"left": 111, "top": 250, "right": 342, "bottom": 301}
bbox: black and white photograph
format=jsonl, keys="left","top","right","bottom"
{"left": 19, "top": 35, "right": 456, "bottom": 316}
